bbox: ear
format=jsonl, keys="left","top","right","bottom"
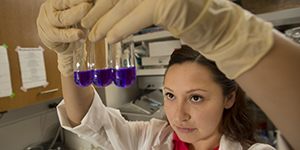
{"left": 224, "top": 88, "right": 237, "bottom": 109}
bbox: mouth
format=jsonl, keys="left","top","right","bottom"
{"left": 176, "top": 126, "right": 196, "bottom": 133}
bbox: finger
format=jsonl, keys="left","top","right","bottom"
{"left": 81, "top": 0, "right": 119, "bottom": 29}
{"left": 39, "top": 20, "right": 84, "bottom": 42}
{"left": 52, "top": 0, "right": 93, "bottom": 11}
{"left": 88, "top": 0, "right": 142, "bottom": 42}
{"left": 38, "top": 27, "right": 84, "bottom": 52}
{"left": 55, "top": 28, "right": 85, "bottom": 43}
{"left": 49, "top": 2, "right": 93, "bottom": 27}
{"left": 37, "top": 3, "right": 86, "bottom": 43}
{"left": 106, "top": 0, "right": 157, "bottom": 44}
{"left": 43, "top": 26, "right": 84, "bottom": 43}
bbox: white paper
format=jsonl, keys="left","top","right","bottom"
{"left": 18, "top": 47, "right": 47, "bottom": 89}
{"left": 0, "top": 46, "right": 13, "bottom": 98}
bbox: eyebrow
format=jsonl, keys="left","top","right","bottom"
{"left": 163, "top": 87, "right": 208, "bottom": 93}
{"left": 163, "top": 87, "right": 173, "bottom": 92}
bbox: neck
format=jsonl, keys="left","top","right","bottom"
{"left": 187, "top": 133, "right": 222, "bottom": 150}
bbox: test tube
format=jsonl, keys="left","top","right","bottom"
{"left": 73, "top": 24, "right": 93, "bottom": 87}
{"left": 92, "top": 40, "right": 114, "bottom": 87}
{"left": 111, "top": 35, "right": 136, "bottom": 88}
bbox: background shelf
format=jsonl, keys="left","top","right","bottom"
{"left": 136, "top": 68, "right": 166, "bottom": 76}
{"left": 133, "top": 30, "right": 173, "bottom": 42}
{"left": 256, "top": 7, "right": 300, "bottom": 26}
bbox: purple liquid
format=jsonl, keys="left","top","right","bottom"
{"left": 113, "top": 67, "right": 136, "bottom": 88}
{"left": 93, "top": 68, "right": 113, "bottom": 87}
{"left": 74, "top": 70, "right": 93, "bottom": 87}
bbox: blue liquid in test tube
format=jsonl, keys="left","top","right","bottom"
{"left": 73, "top": 24, "right": 93, "bottom": 87}
{"left": 110, "top": 35, "right": 136, "bottom": 88}
{"left": 114, "top": 67, "right": 136, "bottom": 88}
{"left": 74, "top": 70, "right": 93, "bottom": 87}
{"left": 93, "top": 68, "right": 114, "bottom": 87}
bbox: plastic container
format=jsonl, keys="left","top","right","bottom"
{"left": 111, "top": 35, "right": 136, "bottom": 88}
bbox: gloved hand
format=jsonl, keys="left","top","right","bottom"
{"left": 82, "top": 0, "right": 274, "bottom": 79}
{"left": 37, "top": 0, "right": 92, "bottom": 77}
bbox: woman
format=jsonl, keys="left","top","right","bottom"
{"left": 164, "top": 46, "right": 258, "bottom": 150}
{"left": 57, "top": 46, "right": 274, "bottom": 150}
{"left": 37, "top": 0, "right": 300, "bottom": 149}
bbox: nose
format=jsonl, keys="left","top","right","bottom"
{"left": 174, "top": 100, "right": 191, "bottom": 122}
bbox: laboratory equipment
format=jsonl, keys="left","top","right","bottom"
{"left": 73, "top": 24, "right": 93, "bottom": 87}
{"left": 92, "top": 40, "right": 114, "bottom": 87}
{"left": 111, "top": 35, "right": 136, "bottom": 88}
{"left": 118, "top": 88, "right": 165, "bottom": 121}
{"left": 285, "top": 26, "right": 300, "bottom": 44}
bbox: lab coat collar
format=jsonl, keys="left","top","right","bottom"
{"left": 152, "top": 130, "right": 243, "bottom": 150}
{"left": 219, "top": 135, "right": 243, "bottom": 150}
{"left": 152, "top": 126, "right": 174, "bottom": 150}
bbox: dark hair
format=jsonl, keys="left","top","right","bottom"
{"left": 165, "top": 45, "right": 256, "bottom": 148}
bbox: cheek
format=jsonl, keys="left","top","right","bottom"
{"left": 192, "top": 106, "right": 224, "bottom": 131}
{"left": 195, "top": 109, "right": 222, "bottom": 123}
{"left": 164, "top": 100, "right": 180, "bottom": 125}
{"left": 164, "top": 100, "right": 173, "bottom": 119}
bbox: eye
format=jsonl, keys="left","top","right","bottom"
{"left": 165, "top": 93, "right": 175, "bottom": 100}
{"left": 190, "top": 95, "right": 203, "bottom": 102}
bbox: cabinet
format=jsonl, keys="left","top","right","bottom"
{"left": 133, "top": 30, "right": 178, "bottom": 76}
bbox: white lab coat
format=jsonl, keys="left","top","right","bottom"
{"left": 57, "top": 89, "right": 275, "bottom": 150}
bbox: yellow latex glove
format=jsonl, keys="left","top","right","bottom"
{"left": 82, "top": 0, "right": 273, "bottom": 79}
{"left": 37, "top": 0, "right": 92, "bottom": 77}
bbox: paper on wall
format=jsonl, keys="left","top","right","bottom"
{"left": 17, "top": 46, "right": 48, "bottom": 91}
{"left": 0, "top": 46, "right": 13, "bottom": 98}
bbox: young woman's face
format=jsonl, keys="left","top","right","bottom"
{"left": 164, "top": 62, "right": 233, "bottom": 145}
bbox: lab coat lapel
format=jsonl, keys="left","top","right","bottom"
{"left": 219, "top": 135, "right": 243, "bottom": 150}
{"left": 152, "top": 126, "right": 174, "bottom": 150}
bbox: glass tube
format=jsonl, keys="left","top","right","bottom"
{"left": 92, "top": 39, "right": 114, "bottom": 87}
{"left": 111, "top": 35, "right": 136, "bottom": 88}
{"left": 73, "top": 24, "right": 93, "bottom": 87}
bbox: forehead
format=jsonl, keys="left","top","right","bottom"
{"left": 164, "top": 62, "right": 217, "bottom": 88}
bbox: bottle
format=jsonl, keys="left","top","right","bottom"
{"left": 111, "top": 35, "right": 136, "bottom": 88}
{"left": 121, "top": 49, "right": 130, "bottom": 68}
{"left": 73, "top": 24, "right": 93, "bottom": 87}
